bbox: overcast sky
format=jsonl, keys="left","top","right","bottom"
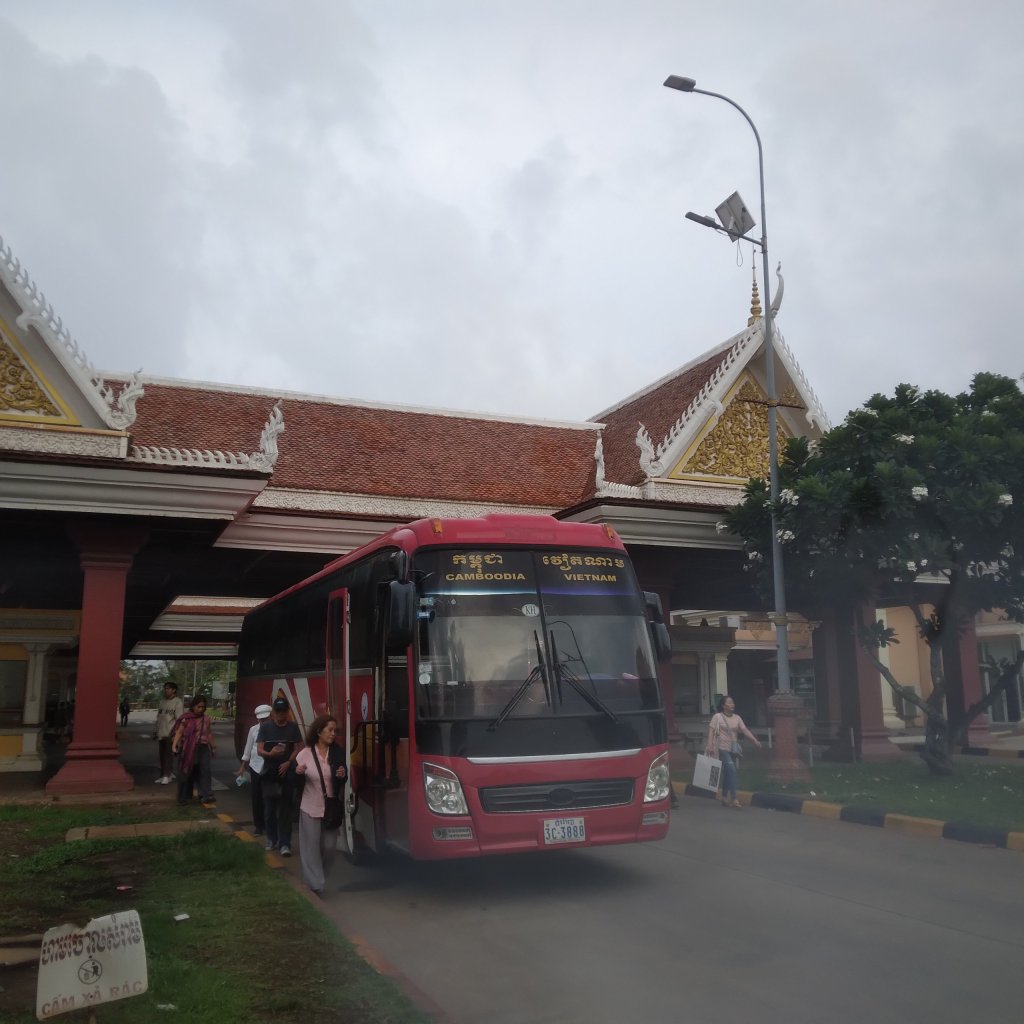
{"left": 1, "top": 1, "right": 1022, "bottom": 429}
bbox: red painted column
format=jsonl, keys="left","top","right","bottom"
{"left": 958, "top": 618, "right": 994, "bottom": 748}
{"left": 46, "top": 527, "right": 146, "bottom": 795}
{"left": 812, "top": 611, "right": 843, "bottom": 739}
{"left": 852, "top": 605, "right": 905, "bottom": 762}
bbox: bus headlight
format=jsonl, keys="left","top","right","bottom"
{"left": 422, "top": 763, "right": 469, "bottom": 816}
{"left": 644, "top": 752, "right": 671, "bottom": 803}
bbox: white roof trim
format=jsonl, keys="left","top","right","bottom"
{"left": 771, "top": 324, "right": 831, "bottom": 431}
{"left": 640, "top": 328, "right": 759, "bottom": 477}
{"left": 0, "top": 234, "right": 143, "bottom": 430}
{"left": 562, "top": 503, "right": 743, "bottom": 549}
{"left": 150, "top": 612, "right": 248, "bottom": 633}
{"left": 129, "top": 402, "right": 284, "bottom": 472}
{"left": 216, "top": 511, "right": 399, "bottom": 554}
{"left": 129, "top": 640, "right": 238, "bottom": 658}
{"left": 0, "top": 459, "right": 267, "bottom": 519}
{"left": 251, "top": 487, "right": 560, "bottom": 520}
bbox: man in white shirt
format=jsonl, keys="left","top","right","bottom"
{"left": 155, "top": 682, "right": 184, "bottom": 784}
{"left": 238, "top": 704, "right": 272, "bottom": 836}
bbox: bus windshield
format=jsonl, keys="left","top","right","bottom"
{"left": 413, "top": 548, "right": 661, "bottom": 723}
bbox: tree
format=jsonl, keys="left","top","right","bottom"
{"left": 162, "top": 660, "right": 236, "bottom": 704}
{"left": 118, "top": 661, "right": 165, "bottom": 704}
{"left": 726, "top": 374, "right": 1024, "bottom": 774}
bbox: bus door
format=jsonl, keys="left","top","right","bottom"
{"left": 327, "top": 589, "right": 358, "bottom": 857}
{"left": 379, "top": 652, "right": 412, "bottom": 852}
{"left": 327, "top": 587, "right": 379, "bottom": 858}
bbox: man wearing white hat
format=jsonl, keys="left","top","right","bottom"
{"left": 237, "top": 704, "right": 272, "bottom": 836}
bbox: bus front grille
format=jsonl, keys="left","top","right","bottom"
{"left": 479, "top": 778, "right": 635, "bottom": 813}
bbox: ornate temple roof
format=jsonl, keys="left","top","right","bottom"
{"left": 590, "top": 266, "right": 830, "bottom": 504}
{"left": 2, "top": 229, "right": 826, "bottom": 526}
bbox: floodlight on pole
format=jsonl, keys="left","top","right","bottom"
{"left": 663, "top": 74, "right": 793, "bottom": 699}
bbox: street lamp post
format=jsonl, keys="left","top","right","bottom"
{"left": 664, "top": 75, "right": 808, "bottom": 782}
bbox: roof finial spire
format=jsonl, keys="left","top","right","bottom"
{"left": 747, "top": 262, "right": 762, "bottom": 326}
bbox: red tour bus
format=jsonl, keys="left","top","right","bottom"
{"left": 235, "top": 514, "right": 673, "bottom": 860}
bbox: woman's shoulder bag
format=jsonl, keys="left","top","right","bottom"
{"left": 311, "top": 748, "right": 344, "bottom": 830}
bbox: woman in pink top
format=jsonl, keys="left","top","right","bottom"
{"left": 294, "top": 714, "right": 347, "bottom": 896}
{"left": 706, "top": 695, "right": 761, "bottom": 808}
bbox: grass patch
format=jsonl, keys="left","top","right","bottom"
{"left": 676, "top": 756, "right": 1024, "bottom": 831}
{"left": 0, "top": 802, "right": 205, "bottom": 838}
{"left": 0, "top": 810, "right": 432, "bottom": 1024}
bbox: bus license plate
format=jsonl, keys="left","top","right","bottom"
{"left": 543, "top": 816, "right": 586, "bottom": 845}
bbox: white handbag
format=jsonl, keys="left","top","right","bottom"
{"left": 692, "top": 753, "right": 722, "bottom": 792}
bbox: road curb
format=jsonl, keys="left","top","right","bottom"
{"left": 672, "top": 781, "right": 1024, "bottom": 853}
{"left": 901, "top": 742, "right": 1024, "bottom": 760}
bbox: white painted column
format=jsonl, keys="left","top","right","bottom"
{"left": 876, "top": 610, "right": 903, "bottom": 730}
{"left": 16, "top": 642, "right": 53, "bottom": 771}
{"left": 713, "top": 653, "right": 730, "bottom": 706}
{"left": 697, "top": 654, "right": 712, "bottom": 715}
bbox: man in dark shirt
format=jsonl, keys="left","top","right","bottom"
{"left": 257, "top": 697, "right": 304, "bottom": 856}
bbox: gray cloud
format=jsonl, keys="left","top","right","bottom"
{"left": 1, "top": 1, "right": 1021, "bottom": 427}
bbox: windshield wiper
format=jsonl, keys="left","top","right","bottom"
{"left": 487, "top": 630, "right": 551, "bottom": 731}
{"left": 549, "top": 630, "right": 618, "bottom": 724}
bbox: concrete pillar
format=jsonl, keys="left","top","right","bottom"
{"left": 958, "top": 618, "right": 994, "bottom": 748}
{"left": 851, "top": 605, "right": 904, "bottom": 762}
{"left": 15, "top": 642, "right": 53, "bottom": 771}
{"left": 46, "top": 526, "right": 146, "bottom": 794}
{"left": 812, "top": 609, "right": 843, "bottom": 742}
{"left": 23, "top": 642, "right": 51, "bottom": 725}
{"left": 713, "top": 652, "right": 730, "bottom": 715}
{"left": 876, "top": 610, "right": 904, "bottom": 730}
{"left": 767, "top": 689, "right": 811, "bottom": 782}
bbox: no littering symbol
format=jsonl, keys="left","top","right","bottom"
{"left": 78, "top": 958, "right": 103, "bottom": 984}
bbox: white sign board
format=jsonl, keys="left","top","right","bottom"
{"left": 36, "top": 910, "right": 147, "bottom": 1020}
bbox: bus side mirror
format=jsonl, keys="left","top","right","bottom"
{"left": 643, "top": 591, "right": 666, "bottom": 623}
{"left": 650, "top": 623, "right": 672, "bottom": 664}
{"left": 386, "top": 581, "right": 415, "bottom": 650}
{"left": 643, "top": 592, "right": 672, "bottom": 664}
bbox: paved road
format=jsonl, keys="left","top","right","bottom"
{"left": 122, "top": 725, "right": 1024, "bottom": 1024}
{"left": 310, "top": 804, "right": 1023, "bottom": 1024}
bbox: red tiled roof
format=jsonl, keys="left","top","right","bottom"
{"left": 595, "top": 348, "right": 728, "bottom": 485}
{"left": 130, "top": 382, "right": 598, "bottom": 507}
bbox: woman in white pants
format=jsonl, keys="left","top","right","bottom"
{"left": 293, "top": 714, "right": 346, "bottom": 896}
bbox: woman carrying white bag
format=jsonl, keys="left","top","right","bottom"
{"left": 706, "top": 695, "right": 761, "bottom": 808}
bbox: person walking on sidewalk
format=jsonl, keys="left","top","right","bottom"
{"left": 257, "top": 697, "right": 303, "bottom": 857}
{"left": 293, "top": 714, "right": 347, "bottom": 896}
{"left": 238, "top": 704, "right": 272, "bottom": 836}
{"left": 155, "top": 682, "right": 184, "bottom": 785}
{"left": 706, "top": 695, "right": 761, "bottom": 808}
{"left": 171, "top": 694, "right": 217, "bottom": 807}
{"left": 119, "top": 698, "right": 131, "bottom": 727}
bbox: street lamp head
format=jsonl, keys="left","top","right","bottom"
{"left": 663, "top": 75, "right": 696, "bottom": 92}
{"left": 685, "top": 211, "right": 720, "bottom": 230}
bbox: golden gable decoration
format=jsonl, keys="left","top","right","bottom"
{"left": 669, "top": 374, "right": 791, "bottom": 482}
{"left": 0, "top": 330, "right": 72, "bottom": 422}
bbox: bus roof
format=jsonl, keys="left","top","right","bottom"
{"left": 249, "top": 515, "right": 626, "bottom": 615}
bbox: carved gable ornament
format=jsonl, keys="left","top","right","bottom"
{"left": 0, "top": 325, "right": 76, "bottom": 425}
{"left": 0, "top": 235, "right": 143, "bottom": 433}
{"left": 667, "top": 373, "right": 792, "bottom": 483}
